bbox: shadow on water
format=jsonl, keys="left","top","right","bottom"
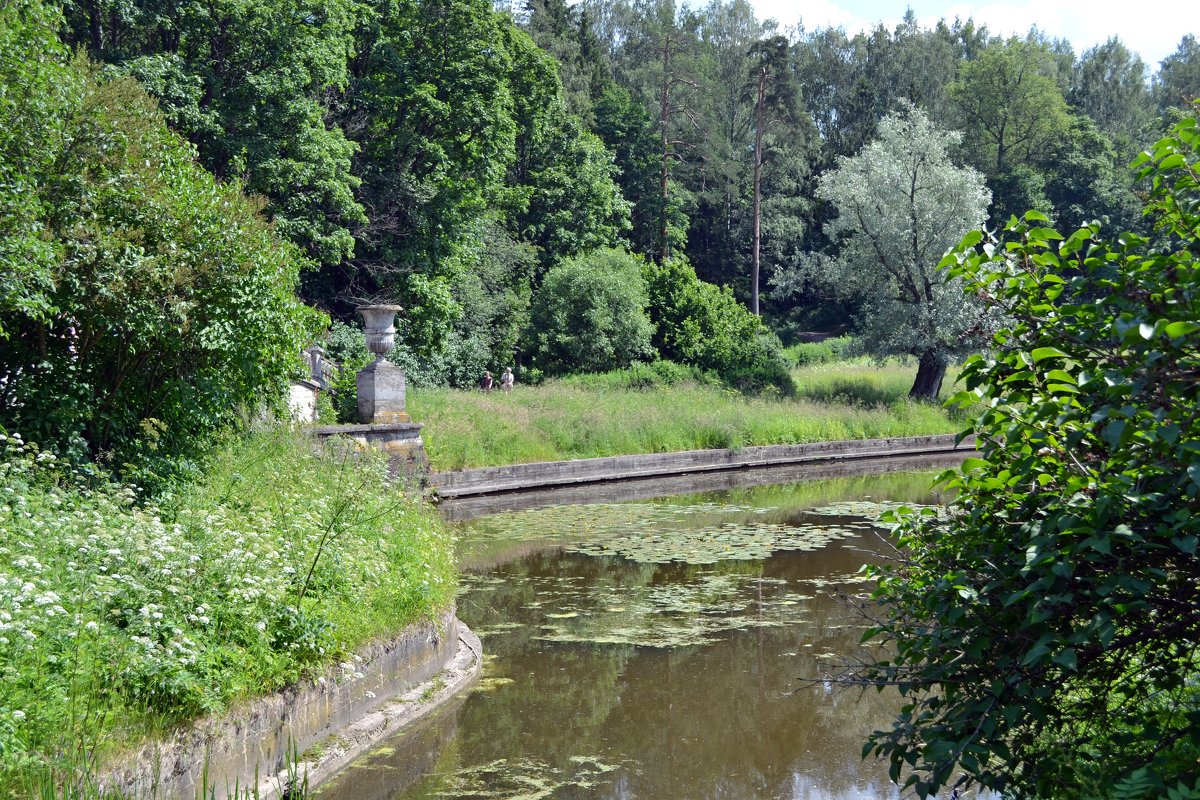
{"left": 317, "top": 467, "right": 981, "bottom": 800}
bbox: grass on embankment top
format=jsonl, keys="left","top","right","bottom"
{"left": 0, "top": 428, "right": 456, "bottom": 789}
{"left": 412, "top": 359, "right": 966, "bottom": 471}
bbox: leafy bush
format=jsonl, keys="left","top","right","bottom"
{"left": 643, "top": 256, "right": 794, "bottom": 395}
{"left": 859, "top": 111, "right": 1200, "bottom": 799}
{"left": 0, "top": 19, "right": 320, "bottom": 481}
{"left": 525, "top": 248, "right": 655, "bottom": 375}
{"left": 558, "top": 360, "right": 719, "bottom": 391}
{"left": 781, "top": 336, "right": 853, "bottom": 366}
{"left": 0, "top": 428, "right": 454, "bottom": 783}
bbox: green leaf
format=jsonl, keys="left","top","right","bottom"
{"left": 1052, "top": 649, "right": 1078, "bottom": 671}
{"left": 1164, "top": 321, "right": 1200, "bottom": 339}
{"left": 1188, "top": 463, "right": 1200, "bottom": 489}
{"left": 1031, "top": 347, "right": 1067, "bottom": 363}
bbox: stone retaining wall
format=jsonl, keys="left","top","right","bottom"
{"left": 313, "top": 422, "right": 429, "bottom": 478}
{"left": 105, "top": 609, "right": 474, "bottom": 800}
{"left": 429, "top": 433, "right": 975, "bottom": 499}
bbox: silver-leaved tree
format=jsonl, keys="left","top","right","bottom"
{"left": 779, "top": 104, "right": 995, "bottom": 399}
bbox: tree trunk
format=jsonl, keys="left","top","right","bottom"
{"left": 658, "top": 35, "right": 672, "bottom": 265}
{"left": 751, "top": 64, "right": 766, "bottom": 316}
{"left": 909, "top": 348, "right": 948, "bottom": 400}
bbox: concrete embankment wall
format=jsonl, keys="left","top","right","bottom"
{"left": 106, "top": 609, "right": 480, "bottom": 800}
{"left": 428, "top": 433, "right": 975, "bottom": 500}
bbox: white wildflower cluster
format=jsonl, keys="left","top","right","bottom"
{"left": 0, "top": 430, "right": 456, "bottom": 754}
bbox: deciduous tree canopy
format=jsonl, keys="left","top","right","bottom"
{"left": 860, "top": 109, "right": 1200, "bottom": 800}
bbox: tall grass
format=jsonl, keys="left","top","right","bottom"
{"left": 412, "top": 358, "right": 967, "bottom": 471}
{"left": 0, "top": 429, "right": 456, "bottom": 796}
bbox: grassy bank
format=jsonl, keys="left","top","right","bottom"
{"left": 0, "top": 429, "right": 456, "bottom": 794}
{"left": 412, "top": 358, "right": 965, "bottom": 471}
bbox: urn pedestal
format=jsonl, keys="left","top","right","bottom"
{"left": 355, "top": 305, "right": 410, "bottom": 424}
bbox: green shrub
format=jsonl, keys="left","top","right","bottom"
{"left": 323, "top": 320, "right": 373, "bottom": 424}
{"left": 860, "top": 111, "right": 1200, "bottom": 798}
{"left": 558, "top": 360, "right": 718, "bottom": 390}
{"left": 781, "top": 336, "right": 853, "bottom": 366}
{"left": 643, "top": 256, "right": 794, "bottom": 395}
{"left": 525, "top": 248, "right": 655, "bottom": 375}
{"left": 0, "top": 24, "right": 320, "bottom": 482}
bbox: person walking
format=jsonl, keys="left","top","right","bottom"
{"left": 480, "top": 371, "right": 494, "bottom": 390}
{"left": 501, "top": 367, "right": 514, "bottom": 393}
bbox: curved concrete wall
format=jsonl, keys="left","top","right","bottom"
{"left": 105, "top": 610, "right": 465, "bottom": 800}
{"left": 429, "top": 433, "right": 975, "bottom": 500}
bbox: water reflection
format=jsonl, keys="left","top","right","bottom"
{"left": 317, "top": 472, "right": 967, "bottom": 800}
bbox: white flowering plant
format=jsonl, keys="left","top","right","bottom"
{"left": 0, "top": 428, "right": 455, "bottom": 782}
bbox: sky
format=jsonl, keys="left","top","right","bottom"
{"left": 746, "top": 0, "right": 1199, "bottom": 68}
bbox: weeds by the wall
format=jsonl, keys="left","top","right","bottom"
{"left": 0, "top": 429, "right": 455, "bottom": 796}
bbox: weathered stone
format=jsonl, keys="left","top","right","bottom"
{"left": 357, "top": 359, "right": 410, "bottom": 424}
{"left": 313, "top": 422, "right": 429, "bottom": 479}
{"left": 102, "top": 610, "right": 478, "bottom": 800}
{"left": 428, "top": 434, "right": 977, "bottom": 499}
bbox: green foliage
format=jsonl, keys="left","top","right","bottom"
{"left": 61, "top": 0, "right": 367, "bottom": 266}
{"left": 0, "top": 429, "right": 455, "bottom": 786}
{"left": 558, "top": 359, "right": 718, "bottom": 390}
{"left": 0, "top": 45, "right": 320, "bottom": 480}
{"left": 526, "top": 247, "right": 655, "bottom": 375}
{"left": 514, "top": 114, "right": 631, "bottom": 269}
{"left": 592, "top": 83, "right": 664, "bottom": 258}
{"left": 860, "top": 111, "right": 1200, "bottom": 799}
{"left": 781, "top": 336, "right": 853, "bottom": 367}
{"left": 1069, "top": 37, "right": 1153, "bottom": 159}
{"left": 793, "top": 104, "right": 993, "bottom": 398}
{"left": 0, "top": 0, "right": 72, "bottom": 339}
{"left": 1157, "top": 35, "right": 1200, "bottom": 115}
{"left": 644, "top": 256, "right": 794, "bottom": 394}
{"left": 323, "top": 320, "right": 373, "bottom": 423}
{"left": 949, "top": 37, "right": 1073, "bottom": 176}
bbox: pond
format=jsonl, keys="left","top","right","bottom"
{"left": 316, "top": 471, "right": 960, "bottom": 800}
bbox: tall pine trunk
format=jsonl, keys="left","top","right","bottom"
{"left": 751, "top": 64, "right": 766, "bottom": 316}
{"left": 658, "top": 35, "right": 672, "bottom": 265}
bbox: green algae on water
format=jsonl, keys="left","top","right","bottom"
{"left": 430, "top": 756, "right": 621, "bottom": 799}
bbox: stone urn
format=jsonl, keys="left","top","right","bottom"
{"left": 357, "top": 304, "right": 404, "bottom": 361}
{"left": 355, "top": 304, "right": 410, "bottom": 424}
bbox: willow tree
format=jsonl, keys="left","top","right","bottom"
{"left": 812, "top": 105, "right": 992, "bottom": 399}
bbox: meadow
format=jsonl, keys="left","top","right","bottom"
{"left": 411, "top": 352, "right": 967, "bottom": 471}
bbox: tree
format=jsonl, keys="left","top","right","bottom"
{"left": 747, "top": 34, "right": 799, "bottom": 316}
{"left": 1042, "top": 116, "right": 1142, "bottom": 232}
{"left": 858, "top": 110, "right": 1200, "bottom": 799}
{"left": 60, "top": 0, "right": 367, "bottom": 266}
{"left": 593, "top": 83, "right": 665, "bottom": 258}
{"left": 339, "top": 0, "right": 523, "bottom": 351}
{"left": 1070, "top": 37, "right": 1153, "bottom": 157}
{"left": 948, "top": 38, "right": 1072, "bottom": 222}
{"left": 0, "top": 47, "right": 318, "bottom": 477}
{"left": 0, "top": 0, "right": 73, "bottom": 339}
{"left": 797, "top": 105, "right": 992, "bottom": 399}
{"left": 525, "top": 248, "right": 655, "bottom": 374}
{"left": 1157, "top": 35, "right": 1200, "bottom": 115}
{"left": 644, "top": 256, "right": 793, "bottom": 393}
